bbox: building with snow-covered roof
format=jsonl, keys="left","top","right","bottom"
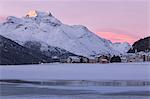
{"left": 95, "top": 55, "right": 110, "bottom": 63}
{"left": 121, "top": 51, "right": 150, "bottom": 63}
{"left": 67, "top": 56, "right": 80, "bottom": 63}
{"left": 88, "top": 57, "right": 97, "bottom": 63}
{"left": 79, "top": 56, "right": 89, "bottom": 63}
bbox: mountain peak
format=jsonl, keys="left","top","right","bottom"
{"left": 26, "top": 10, "right": 52, "bottom": 17}
{"left": 0, "top": 10, "right": 130, "bottom": 56}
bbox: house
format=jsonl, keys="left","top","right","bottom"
{"left": 51, "top": 56, "right": 60, "bottom": 62}
{"left": 79, "top": 56, "right": 89, "bottom": 63}
{"left": 146, "top": 52, "right": 150, "bottom": 61}
{"left": 121, "top": 52, "right": 146, "bottom": 63}
{"left": 120, "top": 56, "right": 127, "bottom": 63}
{"left": 95, "top": 55, "right": 110, "bottom": 63}
{"left": 67, "top": 56, "right": 80, "bottom": 63}
{"left": 88, "top": 57, "right": 97, "bottom": 63}
{"left": 138, "top": 51, "right": 150, "bottom": 62}
{"left": 127, "top": 53, "right": 143, "bottom": 62}
{"left": 100, "top": 58, "right": 109, "bottom": 63}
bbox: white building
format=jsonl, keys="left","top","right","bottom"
{"left": 88, "top": 57, "right": 97, "bottom": 63}
{"left": 67, "top": 56, "right": 80, "bottom": 63}
{"left": 121, "top": 51, "right": 150, "bottom": 63}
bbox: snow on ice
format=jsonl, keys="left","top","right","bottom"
{"left": 0, "top": 62, "right": 149, "bottom": 81}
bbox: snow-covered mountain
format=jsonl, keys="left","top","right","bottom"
{"left": 112, "top": 42, "right": 131, "bottom": 54}
{"left": 0, "top": 35, "right": 52, "bottom": 65}
{"left": 0, "top": 10, "right": 130, "bottom": 57}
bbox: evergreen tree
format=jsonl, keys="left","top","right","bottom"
{"left": 128, "top": 36, "right": 150, "bottom": 53}
{"left": 110, "top": 55, "right": 121, "bottom": 63}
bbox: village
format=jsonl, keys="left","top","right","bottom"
{"left": 51, "top": 51, "right": 150, "bottom": 64}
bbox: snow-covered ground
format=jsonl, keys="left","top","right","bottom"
{"left": 0, "top": 62, "right": 150, "bottom": 81}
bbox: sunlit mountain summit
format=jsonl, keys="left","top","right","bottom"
{"left": 0, "top": 10, "right": 131, "bottom": 57}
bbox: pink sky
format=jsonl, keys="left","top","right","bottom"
{"left": 97, "top": 32, "right": 136, "bottom": 44}
{"left": 0, "top": 0, "right": 149, "bottom": 44}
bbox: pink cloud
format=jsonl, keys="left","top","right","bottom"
{"left": 96, "top": 32, "right": 137, "bottom": 44}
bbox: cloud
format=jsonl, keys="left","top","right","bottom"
{"left": 96, "top": 32, "right": 137, "bottom": 44}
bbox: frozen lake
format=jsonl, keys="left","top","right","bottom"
{"left": 0, "top": 83, "right": 150, "bottom": 99}
{"left": 0, "top": 62, "right": 150, "bottom": 99}
{"left": 1, "top": 95, "right": 149, "bottom": 99}
{"left": 0, "top": 62, "right": 150, "bottom": 80}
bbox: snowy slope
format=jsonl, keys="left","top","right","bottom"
{"left": 112, "top": 42, "right": 131, "bottom": 54}
{"left": 0, "top": 11, "right": 130, "bottom": 56}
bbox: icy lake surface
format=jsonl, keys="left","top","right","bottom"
{"left": 1, "top": 95, "right": 150, "bottom": 99}
{"left": 0, "top": 62, "right": 150, "bottom": 80}
{"left": 0, "top": 83, "right": 150, "bottom": 99}
{"left": 0, "top": 62, "right": 150, "bottom": 99}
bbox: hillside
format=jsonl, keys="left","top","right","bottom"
{"left": 0, "top": 35, "right": 52, "bottom": 65}
{"left": 128, "top": 36, "right": 150, "bottom": 53}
